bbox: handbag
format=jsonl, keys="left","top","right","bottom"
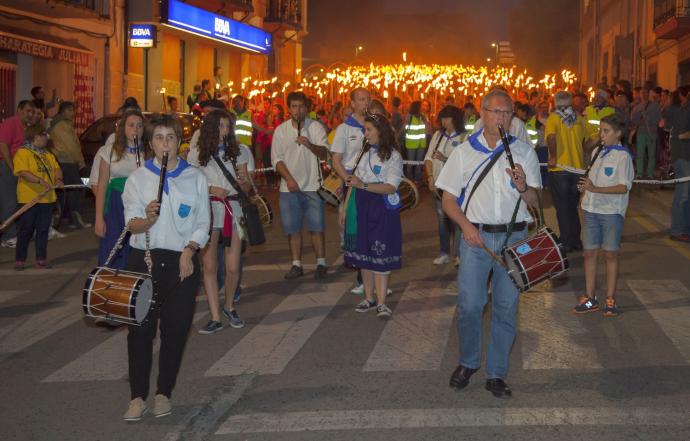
{"left": 212, "top": 154, "right": 266, "bottom": 246}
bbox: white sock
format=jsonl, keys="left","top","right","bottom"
{"left": 292, "top": 260, "right": 302, "bottom": 267}
{"left": 316, "top": 257, "right": 326, "bottom": 266}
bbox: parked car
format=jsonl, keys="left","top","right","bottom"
{"left": 79, "top": 112, "right": 199, "bottom": 167}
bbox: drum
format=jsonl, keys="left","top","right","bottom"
{"left": 251, "top": 194, "right": 273, "bottom": 227}
{"left": 399, "top": 178, "right": 419, "bottom": 212}
{"left": 502, "top": 227, "right": 568, "bottom": 292}
{"left": 82, "top": 267, "right": 153, "bottom": 325}
{"left": 317, "top": 171, "right": 344, "bottom": 207}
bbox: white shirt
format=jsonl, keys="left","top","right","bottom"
{"left": 424, "top": 130, "right": 468, "bottom": 181}
{"left": 473, "top": 116, "right": 531, "bottom": 146}
{"left": 581, "top": 146, "right": 634, "bottom": 217}
{"left": 89, "top": 134, "right": 115, "bottom": 188}
{"left": 353, "top": 148, "right": 404, "bottom": 189}
{"left": 330, "top": 117, "right": 365, "bottom": 171}
{"left": 271, "top": 118, "right": 328, "bottom": 192}
{"left": 435, "top": 130, "right": 542, "bottom": 224}
{"left": 123, "top": 159, "right": 210, "bottom": 251}
{"left": 98, "top": 139, "right": 144, "bottom": 179}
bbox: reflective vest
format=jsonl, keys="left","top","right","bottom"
{"left": 234, "top": 110, "right": 253, "bottom": 146}
{"left": 584, "top": 105, "right": 615, "bottom": 139}
{"left": 525, "top": 116, "right": 538, "bottom": 146}
{"left": 464, "top": 114, "right": 477, "bottom": 132}
{"left": 405, "top": 115, "right": 427, "bottom": 149}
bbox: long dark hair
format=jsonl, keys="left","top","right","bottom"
{"left": 408, "top": 101, "right": 422, "bottom": 118}
{"left": 437, "top": 105, "right": 466, "bottom": 134}
{"left": 364, "top": 112, "right": 398, "bottom": 161}
{"left": 198, "top": 110, "right": 240, "bottom": 167}
{"left": 113, "top": 110, "right": 144, "bottom": 162}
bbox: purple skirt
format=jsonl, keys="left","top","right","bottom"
{"left": 344, "top": 189, "right": 402, "bottom": 272}
{"left": 97, "top": 189, "right": 130, "bottom": 268}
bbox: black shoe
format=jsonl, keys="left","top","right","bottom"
{"left": 284, "top": 265, "right": 304, "bottom": 280}
{"left": 485, "top": 378, "right": 512, "bottom": 398}
{"left": 314, "top": 264, "right": 328, "bottom": 280}
{"left": 449, "top": 365, "right": 478, "bottom": 391}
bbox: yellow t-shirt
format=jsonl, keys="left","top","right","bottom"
{"left": 544, "top": 113, "right": 586, "bottom": 171}
{"left": 13, "top": 147, "right": 59, "bottom": 203}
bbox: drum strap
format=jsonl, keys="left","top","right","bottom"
{"left": 104, "top": 220, "right": 153, "bottom": 276}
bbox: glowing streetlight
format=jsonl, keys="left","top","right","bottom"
{"left": 355, "top": 45, "right": 364, "bottom": 58}
{"left": 403, "top": 51, "right": 407, "bottom": 62}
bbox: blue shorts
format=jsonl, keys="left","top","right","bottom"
{"left": 583, "top": 210, "right": 624, "bottom": 251}
{"left": 279, "top": 191, "right": 325, "bottom": 235}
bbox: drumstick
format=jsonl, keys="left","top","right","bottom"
{"left": 480, "top": 242, "right": 507, "bottom": 269}
{"left": 0, "top": 187, "right": 53, "bottom": 231}
{"left": 155, "top": 151, "right": 169, "bottom": 215}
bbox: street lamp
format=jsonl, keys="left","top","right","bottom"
{"left": 491, "top": 42, "right": 499, "bottom": 65}
{"left": 355, "top": 45, "right": 364, "bottom": 58}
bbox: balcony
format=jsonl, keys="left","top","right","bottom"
{"left": 184, "top": 0, "right": 254, "bottom": 14}
{"left": 654, "top": 0, "right": 690, "bottom": 39}
{"left": 264, "top": 0, "right": 303, "bottom": 32}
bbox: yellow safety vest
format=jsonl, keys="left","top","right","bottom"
{"left": 405, "top": 115, "right": 427, "bottom": 149}
{"left": 584, "top": 105, "right": 615, "bottom": 139}
{"left": 234, "top": 110, "right": 253, "bottom": 146}
{"left": 525, "top": 116, "right": 538, "bottom": 146}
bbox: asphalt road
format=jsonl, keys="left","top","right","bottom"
{"left": 1, "top": 182, "right": 690, "bottom": 441}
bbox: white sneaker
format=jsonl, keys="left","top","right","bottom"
{"left": 123, "top": 398, "right": 147, "bottom": 421}
{"left": 153, "top": 394, "right": 172, "bottom": 418}
{"left": 376, "top": 304, "right": 393, "bottom": 319}
{"left": 433, "top": 254, "right": 450, "bottom": 265}
{"left": 1, "top": 237, "right": 17, "bottom": 248}
{"left": 350, "top": 283, "right": 364, "bottom": 295}
{"left": 48, "top": 227, "right": 66, "bottom": 240}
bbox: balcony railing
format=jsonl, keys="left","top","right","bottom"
{"left": 265, "top": 0, "right": 302, "bottom": 29}
{"left": 654, "top": 0, "right": 690, "bottom": 29}
{"left": 57, "top": 0, "right": 110, "bottom": 17}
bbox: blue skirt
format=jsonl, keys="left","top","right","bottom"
{"left": 97, "top": 189, "right": 130, "bottom": 268}
{"left": 344, "top": 189, "right": 402, "bottom": 272}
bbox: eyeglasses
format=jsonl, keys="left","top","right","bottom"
{"left": 483, "top": 108, "right": 513, "bottom": 118}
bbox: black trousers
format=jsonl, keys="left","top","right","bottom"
{"left": 549, "top": 171, "right": 582, "bottom": 249}
{"left": 57, "top": 162, "right": 84, "bottom": 222}
{"left": 16, "top": 203, "right": 53, "bottom": 262}
{"left": 126, "top": 248, "right": 200, "bottom": 400}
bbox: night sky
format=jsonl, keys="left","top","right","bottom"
{"left": 303, "top": 0, "right": 578, "bottom": 74}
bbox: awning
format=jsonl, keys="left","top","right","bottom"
{"left": 0, "top": 25, "right": 93, "bottom": 67}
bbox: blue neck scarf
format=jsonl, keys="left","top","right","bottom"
{"left": 144, "top": 158, "right": 190, "bottom": 194}
{"left": 468, "top": 128, "right": 515, "bottom": 155}
{"left": 600, "top": 144, "right": 632, "bottom": 158}
{"left": 345, "top": 115, "right": 365, "bottom": 134}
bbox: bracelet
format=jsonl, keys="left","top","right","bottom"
{"left": 363, "top": 182, "right": 369, "bottom": 190}
{"left": 517, "top": 185, "right": 529, "bottom": 194}
{"left": 184, "top": 242, "right": 200, "bottom": 252}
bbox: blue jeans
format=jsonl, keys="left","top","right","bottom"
{"left": 582, "top": 210, "right": 624, "bottom": 251}
{"left": 671, "top": 158, "right": 690, "bottom": 236}
{"left": 549, "top": 171, "right": 582, "bottom": 249}
{"left": 405, "top": 148, "right": 426, "bottom": 181}
{"left": 279, "top": 191, "right": 325, "bottom": 235}
{"left": 435, "top": 198, "right": 459, "bottom": 255}
{"left": 0, "top": 162, "right": 17, "bottom": 240}
{"left": 457, "top": 228, "right": 527, "bottom": 380}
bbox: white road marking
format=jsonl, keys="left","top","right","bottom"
{"left": 216, "top": 407, "right": 690, "bottom": 433}
{"left": 205, "top": 282, "right": 349, "bottom": 376}
{"left": 627, "top": 280, "right": 690, "bottom": 363}
{"left": 363, "top": 282, "right": 455, "bottom": 372}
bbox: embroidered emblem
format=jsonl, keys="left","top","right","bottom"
{"left": 371, "top": 240, "right": 386, "bottom": 256}
{"left": 178, "top": 203, "right": 191, "bottom": 218}
{"left": 452, "top": 141, "right": 460, "bottom": 147}
{"left": 373, "top": 164, "right": 382, "bottom": 174}
{"left": 604, "top": 167, "right": 614, "bottom": 176}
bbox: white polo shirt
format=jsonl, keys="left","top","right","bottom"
{"left": 581, "top": 145, "right": 634, "bottom": 217}
{"left": 424, "top": 130, "right": 467, "bottom": 181}
{"left": 123, "top": 159, "right": 210, "bottom": 251}
{"left": 330, "top": 115, "right": 366, "bottom": 171}
{"left": 271, "top": 118, "right": 328, "bottom": 192}
{"left": 435, "top": 129, "right": 542, "bottom": 224}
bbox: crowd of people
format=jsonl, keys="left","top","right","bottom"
{"left": 1, "top": 75, "right": 689, "bottom": 418}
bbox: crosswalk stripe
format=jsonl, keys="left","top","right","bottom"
{"left": 205, "top": 282, "right": 349, "bottom": 377}
{"left": 216, "top": 407, "right": 690, "bottom": 434}
{"left": 627, "top": 280, "right": 690, "bottom": 363}
{"left": 0, "top": 290, "right": 29, "bottom": 304}
{"left": 519, "top": 290, "right": 603, "bottom": 369}
{"left": 0, "top": 295, "right": 82, "bottom": 361}
{"left": 363, "top": 282, "right": 455, "bottom": 372}
{"left": 42, "top": 311, "right": 207, "bottom": 382}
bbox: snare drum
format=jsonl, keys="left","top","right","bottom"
{"left": 251, "top": 194, "right": 273, "bottom": 227}
{"left": 502, "top": 227, "right": 568, "bottom": 292}
{"left": 83, "top": 267, "right": 153, "bottom": 325}
{"left": 317, "top": 171, "right": 344, "bottom": 207}
{"left": 399, "top": 178, "right": 419, "bottom": 212}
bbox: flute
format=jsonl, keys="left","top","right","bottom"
{"left": 134, "top": 136, "right": 141, "bottom": 167}
{"left": 578, "top": 142, "right": 604, "bottom": 192}
{"left": 155, "top": 151, "right": 169, "bottom": 215}
{"left": 497, "top": 124, "right": 516, "bottom": 169}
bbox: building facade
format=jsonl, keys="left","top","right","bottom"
{"left": 579, "top": 0, "right": 690, "bottom": 90}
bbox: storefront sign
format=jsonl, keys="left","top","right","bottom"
{"left": 162, "top": 0, "right": 271, "bottom": 54}
{"left": 0, "top": 32, "right": 91, "bottom": 66}
{"left": 129, "top": 24, "right": 156, "bottom": 48}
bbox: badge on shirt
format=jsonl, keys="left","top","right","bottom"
{"left": 452, "top": 141, "right": 460, "bottom": 147}
{"left": 373, "top": 164, "right": 382, "bottom": 175}
{"left": 604, "top": 167, "right": 614, "bottom": 177}
{"left": 178, "top": 203, "right": 192, "bottom": 218}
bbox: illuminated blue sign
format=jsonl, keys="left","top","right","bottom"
{"left": 129, "top": 24, "right": 156, "bottom": 48}
{"left": 162, "top": 0, "right": 272, "bottom": 54}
